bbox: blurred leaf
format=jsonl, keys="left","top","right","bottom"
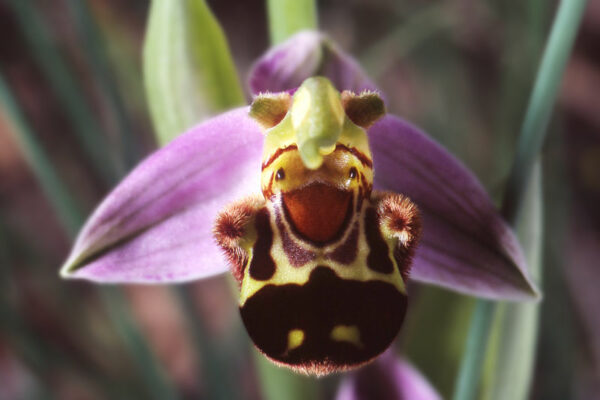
{"left": 66, "top": 0, "right": 141, "bottom": 168}
{"left": 254, "top": 351, "right": 319, "bottom": 400}
{"left": 267, "top": 0, "right": 318, "bottom": 44}
{"left": 360, "top": 2, "right": 455, "bottom": 79}
{"left": 0, "top": 74, "right": 82, "bottom": 236}
{"left": 0, "top": 76, "right": 178, "bottom": 400}
{"left": 453, "top": 1, "right": 587, "bottom": 397}
{"left": 144, "top": 0, "right": 244, "bottom": 144}
{"left": 7, "top": 0, "right": 119, "bottom": 185}
{"left": 482, "top": 163, "right": 543, "bottom": 400}
{"left": 401, "top": 288, "right": 474, "bottom": 398}
{"left": 101, "top": 288, "right": 180, "bottom": 400}
{"left": 501, "top": 0, "right": 588, "bottom": 223}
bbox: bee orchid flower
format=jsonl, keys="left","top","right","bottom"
{"left": 60, "top": 31, "right": 538, "bottom": 376}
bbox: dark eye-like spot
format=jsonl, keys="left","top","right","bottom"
{"left": 276, "top": 168, "right": 285, "bottom": 180}
{"left": 349, "top": 167, "right": 358, "bottom": 179}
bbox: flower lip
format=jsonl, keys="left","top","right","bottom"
{"left": 282, "top": 181, "right": 353, "bottom": 244}
{"left": 240, "top": 266, "right": 407, "bottom": 376}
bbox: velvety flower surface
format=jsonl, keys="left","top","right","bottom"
{"left": 335, "top": 351, "right": 441, "bottom": 400}
{"left": 61, "top": 109, "right": 262, "bottom": 282}
{"left": 249, "top": 31, "right": 378, "bottom": 96}
{"left": 61, "top": 31, "right": 538, "bottom": 302}
{"left": 248, "top": 32, "right": 537, "bottom": 300}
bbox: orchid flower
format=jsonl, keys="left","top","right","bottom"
{"left": 60, "top": 31, "right": 538, "bottom": 377}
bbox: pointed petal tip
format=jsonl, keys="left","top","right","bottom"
{"left": 59, "top": 264, "right": 74, "bottom": 280}
{"left": 369, "top": 115, "right": 541, "bottom": 302}
{"left": 59, "top": 107, "right": 262, "bottom": 285}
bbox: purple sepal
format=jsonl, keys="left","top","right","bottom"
{"left": 336, "top": 352, "right": 441, "bottom": 400}
{"left": 249, "top": 31, "right": 379, "bottom": 95}
{"left": 61, "top": 108, "right": 262, "bottom": 283}
{"left": 369, "top": 115, "right": 539, "bottom": 300}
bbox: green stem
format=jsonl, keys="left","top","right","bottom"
{"left": 7, "top": 0, "right": 118, "bottom": 185}
{"left": 267, "top": 0, "right": 318, "bottom": 44}
{"left": 453, "top": 1, "right": 587, "bottom": 399}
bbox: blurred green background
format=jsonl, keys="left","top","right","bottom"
{"left": 0, "top": 0, "right": 598, "bottom": 399}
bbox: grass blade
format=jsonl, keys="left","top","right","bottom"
{"left": 7, "top": 0, "right": 118, "bottom": 184}
{"left": 266, "top": 0, "right": 318, "bottom": 44}
{"left": 453, "top": 1, "right": 587, "bottom": 399}
{"left": 0, "top": 73, "right": 178, "bottom": 400}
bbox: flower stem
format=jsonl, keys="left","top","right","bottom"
{"left": 453, "top": 1, "right": 587, "bottom": 399}
{"left": 267, "top": 0, "right": 318, "bottom": 44}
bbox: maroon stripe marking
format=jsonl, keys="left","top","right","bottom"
{"left": 326, "top": 222, "right": 359, "bottom": 265}
{"left": 275, "top": 209, "right": 316, "bottom": 267}
{"left": 261, "top": 144, "right": 372, "bottom": 170}
{"left": 335, "top": 144, "right": 373, "bottom": 169}
{"left": 240, "top": 266, "right": 406, "bottom": 373}
{"left": 262, "top": 145, "right": 298, "bottom": 170}
{"left": 249, "top": 208, "right": 276, "bottom": 280}
{"left": 365, "top": 207, "right": 394, "bottom": 274}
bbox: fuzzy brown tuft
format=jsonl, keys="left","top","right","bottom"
{"left": 260, "top": 351, "right": 380, "bottom": 377}
{"left": 341, "top": 90, "right": 386, "bottom": 128}
{"left": 249, "top": 92, "right": 292, "bottom": 129}
{"left": 373, "top": 191, "right": 422, "bottom": 281}
{"left": 213, "top": 195, "right": 265, "bottom": 284}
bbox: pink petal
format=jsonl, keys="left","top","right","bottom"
{"left": 249, "top": 31, "right": 379, "bottom": 95}
{"left": 61, "top": 108, "right": 263, "bottom": 283}
{"left": 369, "top": 115, "right": 539, "bottom": 300}
{"left": 336, "top": 352, "right": 441, "bottom": 400}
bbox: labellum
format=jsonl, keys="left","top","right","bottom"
{"left": 214, "top": 77, "right": 421, "bottom": 375}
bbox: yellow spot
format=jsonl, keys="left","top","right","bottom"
{"left": 330, "top": 325, "right": 362, "bottom": 347}
{"left": 287, "top": 329, "right": 305, "bottom": 351}
{"left": 319, "top": 143, "right": 337, "bottom": 156}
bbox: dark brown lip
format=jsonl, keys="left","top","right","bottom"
{"left": 282, "top": 182, "right": 353, "bottom": 245}
{"left": 240, "top": 266, "right": 407, "bottom": 374}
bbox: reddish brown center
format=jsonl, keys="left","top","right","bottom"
{"left": 282, "top": 182, "right": 352, "bottom": 244}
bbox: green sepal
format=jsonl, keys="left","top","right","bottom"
{"left": 144, "top": 0, "right": 244, "bottom": 144}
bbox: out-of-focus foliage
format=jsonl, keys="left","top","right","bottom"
{"left": 144, "top": 0, "right": 244, "bottom": 144}
{"left": 0, "top": 1, "right": 598, "bottom": 399}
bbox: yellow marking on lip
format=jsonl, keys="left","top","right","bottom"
{"left": 330, "top": 325, "right": 362, "bottom": 347}
{"left": 287, "top": 329, "right": 305, "bottom": 351}
{"left": 237, "top": 200, "right": 407, "bottom": 307}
